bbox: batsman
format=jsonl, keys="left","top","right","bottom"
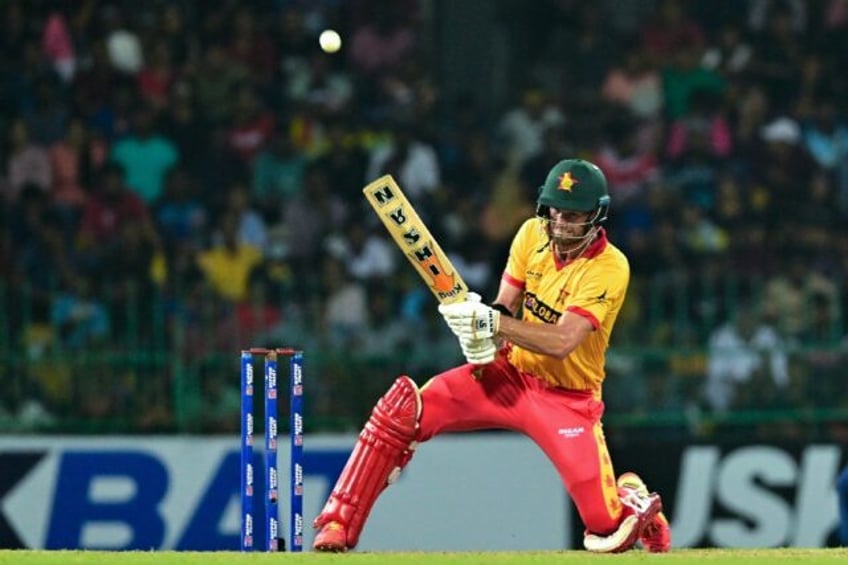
{"left": 312, "top": 159, "right": 671, "bottom": 553}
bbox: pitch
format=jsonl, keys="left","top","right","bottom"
{"left": 0, "top": 549, "right": 847, "bottom": 565}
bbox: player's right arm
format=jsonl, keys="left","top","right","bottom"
{"left": 492, "top": 276, "right": 523, "bottom": 315}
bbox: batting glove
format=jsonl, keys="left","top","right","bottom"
{"left": 438, "top": 292, "right": 501, "bottom": 340}
{"left": 458, "top": 335, "right": 497, "bottom": 365}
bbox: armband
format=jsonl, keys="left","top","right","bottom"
{"left": 491, "top": 303, "right": 512, "bottom": 317}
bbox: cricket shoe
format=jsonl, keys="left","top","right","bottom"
{"left": 617, "top": 472, "right": 671, "bottom": 552}
{"left": 583, "top": 481, "right": 662, "bottom": 553}
{"left": 313, "top": 521, "right": 348, "bottom": 552}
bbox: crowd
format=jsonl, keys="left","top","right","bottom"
{"left": 1, "top": 0, "right": 847, "bottom": 434}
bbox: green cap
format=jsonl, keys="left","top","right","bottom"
{"left": 537, "top": 159, "right": 609, "bottom": 212}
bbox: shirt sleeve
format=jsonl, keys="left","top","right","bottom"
{"left": 566, "top": 251, "right": 629, "bottom": 328}
{"left": 503, "top": 219, "right": 536, "bottom": 287}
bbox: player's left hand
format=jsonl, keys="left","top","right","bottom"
{"left": 438, "top": 292, "right": 501, "bottom": 340}
{"left": 458, "top": 335, "right": 497, "bottom": 365}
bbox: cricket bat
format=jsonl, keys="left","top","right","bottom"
{"left": 363, "top": 175, "right": 469, "bottom": 304}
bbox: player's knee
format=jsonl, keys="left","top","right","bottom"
{"left": 368, "top": 376, "right": 421, "bottom": 445}
{"left": 415, "top": 375, "right": 457, "bottom": 441}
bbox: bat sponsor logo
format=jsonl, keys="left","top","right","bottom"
{"left": 369, "top": 183, "right": 397, "bottom": 206}
{"left": 402, "top": 227, "right": 421, "bottom": 245}
{"left": 408, "top": 243, "right": 463, "bottom": 298}
{"left": 364, "top": 175, "right": 468, "bottom": 303}
{"left": 388, "top": 206, "right": 407, "bottom": 226}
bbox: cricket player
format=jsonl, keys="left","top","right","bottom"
{"left": 313, "top": 159, "right": 671, "bottom": 553}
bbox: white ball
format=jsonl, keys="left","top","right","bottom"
{"left": 319, "top": 29, "right": 342, "bottom": 53}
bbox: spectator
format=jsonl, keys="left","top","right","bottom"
{"left": 154, "top": 165, "right": 207, "bottom": 250}
{"left": 192, "top": 44, "right": 249, "bottom": 126}
{"left": 366, "top": 120, "right": 441, "bottom": 206}
{"left": 593, "top": 114, "right": 660, "bottom": 212}
{"left": 496, "top": 88, "right": 566, "bottom": 166}
{"left": 227, "top": 6, "right": 277, "bottom": 82}
{"left": 748, "top": 116, "right": 819, "bottom": 232}
{"left": 678, "top": 201, "right": 729, "bottom": 256}
{"left": 701, "top": 22, "right": 753, "bottom": 78}
{"left": 5, "top": 119, "right": 51, "bottom": 202}
{"left": 136, "top": 40, "right": 177, "bottom": 110}
{"left": 72, "top": 40, "right": 132, "bottom": 123}
{"left": 78, "top": 162, "right": 150, "bottom": 249}
{"left": 321, "top": 255, "right": 369, "bottom": 351}
{"left": 329, "top": 222, "right": 396, "bottom": 283}
{"left": 666, "top": 89, "right": 733, "bottom": 163}
{"left": 748, "top": 0, "right": 807, "bottom": 34}
{"left": 51, "top": 277, "right": 110, "bottom": 349}
{"left": 155, "top": 4, "right": 194, "bottom": 69}
{"left": 801, "top": 96, "right": 848, "bottom": 212}
{"left": 48, "top": 117, "right": 104, "bottom": 210}
{"left": 252, "top": 131, "right": 309, "bottom": 222}
{"left": 661, "top": 42, "right": 726, "bottom": 120}
{"left": 641, "top": 0, "right": 705, "bottom": 62}
{"left": 110, "top": 105, "right": 179, "bottom": 203}
{"left": 747, "top": 1, "right": 806, "bottom": 112}
{"left": 312, "top": 119, "right": 370, "bottom": 209}
{"left": 160, "top": 80, "right": 208, "bottom": 176}
{"left": 280, "top": 165, "right": 348, "bottom": 277}
{"left": 10, "top": 185, "right": 75, "bottom": 293}
{"left": 705, "top": 304, "right": 789, "bottom": 413}
{"left": 228, "top": 265, "right": 284, "bottom": 349}
{"left": 41, "top": 11, "right": 76, "bottom": 83}
{"left": 21, "top": 74, "right": 70, "bottom": 146}
{"left": 601, "top": 41, "right": 664, "bottom": 121}
{"left": 554, "top": 4, "right": 620, "bottom": 110}
{"left": 221, "top": 181, "right": 267, "bottom": 253}
{"left": 348, "top": 0, "right": 416, "bottom": 79}
{"left": 287, "top": 51, "right": 355, "bottom": 120}
{"left": 196, "top": 210, "right": 263, "bottom": 303}
{"left": 761, "top": 257, "right": 840, "bottom": 341}
{"left": 227, "top": 84, "right": 275, "bottom": 166}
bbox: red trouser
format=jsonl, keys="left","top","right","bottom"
{"left": 416, "top": 356, "right": 622, "bottom": 535}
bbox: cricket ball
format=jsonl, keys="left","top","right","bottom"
{"left": 319, "top": 29, "right": 342, "bottom": 54}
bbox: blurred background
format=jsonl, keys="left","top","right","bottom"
{"left": 1, "top": 0, "right": 847, "bottom": 441}
{"left": 2, "top": 0, "right": 848, "bottom": 552}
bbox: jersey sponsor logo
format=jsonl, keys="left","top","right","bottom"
{"left": 524, "top": 292, "right": 561, "bottom": 324}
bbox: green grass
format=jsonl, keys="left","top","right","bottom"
{"left": 0, "top": 549, "right": 846, "bottom": 565}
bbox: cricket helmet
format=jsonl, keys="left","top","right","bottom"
{"left": 536, "top": 159, "right": 610, "bottom": 226}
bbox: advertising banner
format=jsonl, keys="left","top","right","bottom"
{"left": 0, "top": 434, "right": 569, "bottom": 551}
{"left": 571, "top": 442, "right": 846, "bottom": 548}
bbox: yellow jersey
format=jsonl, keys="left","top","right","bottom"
{"left": 502, "top": 218, "right": 629, "bottom": 396}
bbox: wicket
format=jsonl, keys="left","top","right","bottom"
{"left": 240, "top": 347, "right": 304, "bottom": 552}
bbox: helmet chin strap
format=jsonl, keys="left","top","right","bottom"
{"left": 544, "top": 219, "right": 600, "bottom": 260}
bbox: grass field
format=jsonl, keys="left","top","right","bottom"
{"left": 0, "top": 549, "right": 846, "bottom": 565}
